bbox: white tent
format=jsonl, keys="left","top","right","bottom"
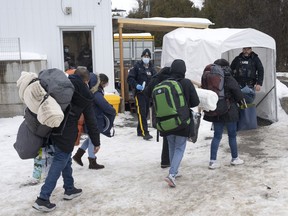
{"left": 161, "top": 28, "right": 277, "bottom": 122}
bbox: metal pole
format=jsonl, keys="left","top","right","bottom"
{"left": 18, "top": 37, "right": 22, "bottom": 72}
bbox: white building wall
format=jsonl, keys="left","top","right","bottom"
{"left": 0, "top": 0, "right": 115, "bottom": 92}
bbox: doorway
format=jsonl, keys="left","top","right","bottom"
{"left": 62, "top": 30, "right": 93, "bottom": 72}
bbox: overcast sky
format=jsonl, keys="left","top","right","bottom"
{"left": 111, "top": 0, "right": 203, "bottom": 13}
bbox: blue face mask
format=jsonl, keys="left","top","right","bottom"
{"left": 64, "top": 48, "right": 69, "bottom": 53}
{"left": 142, "top": 57, "right": 150, "bottom": 64}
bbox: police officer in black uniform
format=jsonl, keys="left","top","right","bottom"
{"left": 127, "top": 48, "right": 157, "bottom": 140}
{"left": 230, "top": 47, "right": 264, "bottom": 103}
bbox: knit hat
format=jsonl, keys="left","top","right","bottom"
{"left": 214, "top": 59, "right": 229, "bottom": 67}
{"left": 170, "top": 59, "right": 186, "bottom": 79}
{"left": 141, "top": 48, "right": 151, "bottom": 58}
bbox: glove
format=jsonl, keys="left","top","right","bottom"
{"left": 136, "top": 84, "right": 144, "bottom": 91}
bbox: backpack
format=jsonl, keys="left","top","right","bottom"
{"left": 201, "top": 64, "right": 230, "bottom": 116}
{"left": 38, "top": 68, "right": 74, "bottom": 111}
{"left": 152, "top": 79, "right": 190, "bottom": 132}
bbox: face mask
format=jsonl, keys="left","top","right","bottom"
{"left": 142, "top": 57, "right": 150, "bottom": 64}
{"left": 64, "top": 48, "right": 69, "bottom": 53}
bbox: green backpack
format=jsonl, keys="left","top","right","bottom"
{"left": 152, "top": 79, "right": 190, "bottom": 132}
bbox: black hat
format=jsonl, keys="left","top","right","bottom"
{"left": 214, "top": 59, "right": 229, "bottom": 67}
{"left": 141, "top": 49, "right": 151, "bottom": 58}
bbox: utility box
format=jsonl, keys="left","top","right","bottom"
{"left": 104, "top": 93, "right": 121, "bottom": 115}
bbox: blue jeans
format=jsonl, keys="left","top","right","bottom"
{"left": 166, "top": 135, "right": 187, "bottom": 176}
{"left": 80, "top": 137, "right": 96, "bottom": 158}
{"left": 241, "top": 85, "right": 255, "bottom": 104}
{"left": 210, "top": 122, "right": 238, "bottom": 161}
{"left": 39, "top": 146, "right": 74, "bottom": 200}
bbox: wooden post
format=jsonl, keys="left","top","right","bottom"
{"left": 119, "top": 23, "right": 125, "bottom": 103}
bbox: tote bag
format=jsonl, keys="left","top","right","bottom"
{"left": 188, "top": 110, "right": 201, "bottom": 143}
{"left": 237, "top": 102, "right": 257, "bottom": 131}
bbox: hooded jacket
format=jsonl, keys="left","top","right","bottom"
{"left": 162, "top": 59, "right": 200, "bottom": 137}
{"left": 144, "top": 66, "right": 171, "bottom": 98}
{"left": 203, "top": 65, "right": 244, "bottom": 123}
{"left": 51, "top": 74, "right": 100, "bottom": 153}
{"left": 88, "top": 73, "right": 116, "bottom": 133}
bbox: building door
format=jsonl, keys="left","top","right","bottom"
{"left": 62, "top": 30, "right": 93, "bottom": 72}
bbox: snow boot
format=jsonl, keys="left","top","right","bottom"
{"left": 72, "top": 148, "right": 85, "bottom": 166}
{"left": 88, "top": 157, "right": 105, "bottom": 169}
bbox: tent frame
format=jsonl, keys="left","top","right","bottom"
{"left": 116, "top": 17, "right": 213, "bottom": 104}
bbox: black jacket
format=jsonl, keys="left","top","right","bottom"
{"left": 230, "top": 52, "right": 264, "bottom": 87}
{"left": 203, "top": 74, "right": 244, "bottom": 123}
{"left": 165, "top": 78, "right": 199, "bottom": 137}
{"left": 51, "top": 75, "right": 100, "bottom": 153}
{"left": 145, "top": 67, "right": 171, "bottom": 98}
{"left": 147, "top": 60, "right": 200, "bottom": 137}
{"left": 127, "top": 60, "right": 157, "bottom": 95}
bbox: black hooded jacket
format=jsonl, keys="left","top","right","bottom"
{"left": 51, "top": 74, "right": 100, "bottom": 153}
{"left": 161, "top": 60, "right": 200, "bottom": 137}
{"left": 144, "top": 66, "right": 171, "bottom": 98}
{"left": 203, "top": 66, "right": 244, "bottom": 123}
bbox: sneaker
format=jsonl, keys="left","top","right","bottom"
{"left": 231, "top": 157, "right": 244, "bottom": 165}
{"left": 208, "top": 161, "right": 220, "bottom": 169}
{"left": 175, "top": 173, "right": 182, "bottom": 178}
{"left": 164, "top": 174, "right": 176, "bottom": 187}
{"left": 63, "top": 187, "right": 82, "bottom": 200}
{"left": 32, "top": 197, "right": 56, "bottom": 212}
{"left": 143, "top": 133, "right": 153, "bottom": 140}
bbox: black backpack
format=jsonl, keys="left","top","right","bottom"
{"left": 201, "top": 64, "right": 230, "bottom": 116}
{"left": 152, "top": 79, "right": 190, "bottom": 132}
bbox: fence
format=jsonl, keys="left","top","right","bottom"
{"left": 0, "top": 38, "right": 24, "bottom": 117}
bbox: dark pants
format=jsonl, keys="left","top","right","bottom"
{"left": 161, "top": 136, "right": 170, "bottom": 166}
{"left": 135, "top": 93, "right": 150, "bottom": 136}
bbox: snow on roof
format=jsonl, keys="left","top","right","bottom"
{"left": 114, "top": 33, "right": 152, "bottom": 37}
{"left": 0, "top": 52, "right": 47, "bottom": 61}
{"left": 143, "top": 17, "right": 214, "bottom": 26}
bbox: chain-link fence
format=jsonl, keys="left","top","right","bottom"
{"left": 0, "top": 38, "right": 22, "bottom": 75}
{"left": 0, "top": 38, "right": 23, "bottom": 117}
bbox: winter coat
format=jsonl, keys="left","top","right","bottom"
{"left": 77, "top": 49, "right": 92, "bottom": 72}
{"left": 89, "top": 73, "right": 116, "bottom": 133}
{"left": 151, "top": 60, "right": 200, "bottom": 137}
{"left": 127, "top": 60, "right": 157, "bottom": 96}
{"left": 144, "top": 67, "right": 171, "bottom": 98}
{"left": 230, "top": 52, "right": 264, "bottom": 87}
{"left": 203, "top": 73, "right": 244, "bottom": 123}
{"left": 50, "top": 74, "right": 100, "bottom": 153}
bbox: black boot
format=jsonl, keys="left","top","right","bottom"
{"left": 72, "top": 148, "right": 85, "bottom": 166}
{"left": 88, "top": 157, "right": 105, "bottom": 169}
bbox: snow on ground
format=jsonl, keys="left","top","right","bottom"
{"left": 1, "top": 81, "right": 288, "bottom": 216}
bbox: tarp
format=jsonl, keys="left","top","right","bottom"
{"left": 161, "top": 28, "right": 277, "bottom": 122}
